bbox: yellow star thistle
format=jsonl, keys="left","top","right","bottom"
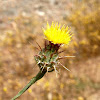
{"left": 12, "top": 22, "right": 74, "bottom": 100}
{"left": 43, "top": 22, "right": 72, "bottom": 44}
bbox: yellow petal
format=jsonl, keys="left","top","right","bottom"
{"left": 43, "top": 22, "right": 72, "bottom": 45}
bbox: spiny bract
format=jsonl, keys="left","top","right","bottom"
{"left": 34, "top": 42, "right": 59, "bottom": 72}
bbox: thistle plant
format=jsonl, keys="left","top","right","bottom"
{"left": 11, "top": 22, "right": 74, "bottom": 100}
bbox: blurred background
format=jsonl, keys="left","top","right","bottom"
{"left": 0, "top": 0, "right": 100, "bottom": 100}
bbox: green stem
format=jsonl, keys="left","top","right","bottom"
{"left": 11, "top": 70, "right": 46, "bottom": 100}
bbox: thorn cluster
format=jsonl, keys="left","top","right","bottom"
{"left": 34, "top": 41, "right": 73, "bottom": 74}
{"left": 34, "top": 41, "right": 59, "bottom": 73}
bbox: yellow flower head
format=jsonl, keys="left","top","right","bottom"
{"left": 43, "top": 22, "right": 72, "bottom": 44}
